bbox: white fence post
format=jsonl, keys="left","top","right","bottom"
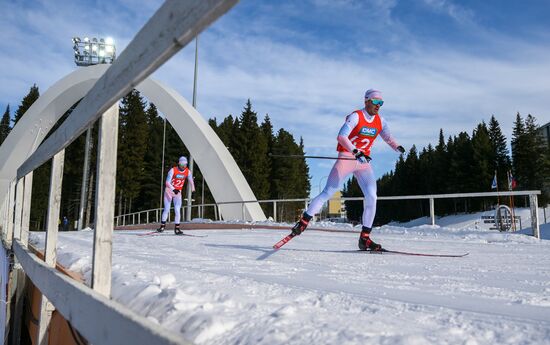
{"left": 37, "top": 149, "right": 65, "bottom": 344}
{"left": 429, "top": 198, "right": 435, "bottom": 226}
{"left": 21, "top": 172, "right": 34, "bottom": 246}
{"left": 529, "top": 194, "right": 540, "bottom": 239}
{"left": 5, "top": 180, "right": 16, "bottom": 245}
{"left": 13, "top": 179, "right": 24, "bottom": 241}
{"left": 13, "top": 174, "right": 33, "bottom": 345}
{"left": 0, "top": 196, "right": 5, "bottom": 240}
{"left": 273, "top": 201, "right": 277, "bottom": 222}
{"left": 91, "top": 104, "right": 118, "bottom": 297}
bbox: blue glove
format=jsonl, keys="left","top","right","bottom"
{"left": 397, "top": 145, "right": 405, "bottom": 153}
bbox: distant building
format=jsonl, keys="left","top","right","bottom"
{"left": 327, "top": 191, "right": 347, "bottom": 219}
{"left": 540, "top": 121, "right": 550, "bottom": 149}
{"left": 540, "top": 121, "right": 550, "bottom": 200}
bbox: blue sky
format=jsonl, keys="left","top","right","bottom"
{"left": 1, "top": 0, "right": 549, "bottom": 198}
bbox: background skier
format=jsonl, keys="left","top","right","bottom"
{"left": 157, "top": 156, "right": 195, "bottom": 235}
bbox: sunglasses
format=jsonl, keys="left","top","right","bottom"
{"left": 370, "top": 99, "right": 384, "bottom": 106}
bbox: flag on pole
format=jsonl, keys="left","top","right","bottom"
{"left": 507, "top": 170, "right": 517, "bottom": 190}
{"left": 491, "top": 171, "right": 497, "bottom": 189}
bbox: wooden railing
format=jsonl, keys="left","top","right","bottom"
{"left": 0, "top": 1, "right": 238, "bottom": 344}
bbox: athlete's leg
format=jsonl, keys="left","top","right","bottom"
{"left": 353, "top": 164, "right": 377, "bottom": 228}
{"left": 306, "top": 158, "right": 357, "bottom": 217}
{"left": 161, "top": 188, "right": 173, "bottom": 222}
{"left": 292, "top": 153, "right": 358, "bottom": 235}
{"left": 307, "top": 152, "right": 358, "bottom": 217}
{"left": 173, "top": 193, "right": 182, "bottom": 224}
{"left": 354, "top": 164, "right": 382, "bottom": 251}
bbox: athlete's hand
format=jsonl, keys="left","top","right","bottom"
{"left": 173, "top": 189, "right": 180, "bottom": 195}
{"left": 353, "top": 149, "right": 371, "bottom": 164}
{"left": 397, "top": 145, "right": 405, "bottom": 154}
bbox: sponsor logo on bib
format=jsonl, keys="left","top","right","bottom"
{"left": 359, "top": 126, "right": 377, "bottom": 137}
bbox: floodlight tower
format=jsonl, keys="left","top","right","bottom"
{"left": 72, "top": 36, "right": 116, "bottom": 230}
{"left": 73, "top": 36, "right": 116, "bottom": 66}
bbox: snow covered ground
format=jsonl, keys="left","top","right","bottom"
{"left": 30, "top": 214, "right": 550, "bottom": 345}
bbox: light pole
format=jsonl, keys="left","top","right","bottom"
{"left": 77, "top": 128, "right": 92, "bottom": 230}
{"left": 186, "top": 36, "right": 199, "bottom": 221}
{"left": 73, "top": 36, "right": 115, "bottom": 229}
{"left": 159, "top": 116, "right": 167, "bottom": 209}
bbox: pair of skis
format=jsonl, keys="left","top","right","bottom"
{"left": 138, "top": 230, "right": 207, "bottom": 238}
{"left": 272, "top": 232, "right": 468, "bottom": 258}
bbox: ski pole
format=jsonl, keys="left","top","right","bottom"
{"left": 268, "top": 153, "right": 371, "bottom": 161}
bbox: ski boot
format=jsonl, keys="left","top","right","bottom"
{"left": 291, "top": 213, "right": 313, "bottom": 236}
{"left": 174, "top": 224, "right": 183, "bottom": 235}
{"left": 156, "top": 222, "right": 166, "bottom": 233}
{"left": 358, "top": 227, "right": 382, "bottom": 251}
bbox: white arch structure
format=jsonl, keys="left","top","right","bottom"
{"left": 0, "top": 64, "right": 266, "bottom": 222}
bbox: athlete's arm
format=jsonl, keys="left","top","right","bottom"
{"left": 379, "top": 117, "right": 401, "bottom": 152}
{"left": 337, "top": 112, "right": 359, "bottom": 152}
{"left": 165, "top": 168, "right": 175, "bottom": 189}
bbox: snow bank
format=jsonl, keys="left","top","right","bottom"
{"left": 29, "top": 219, "right": 550, "bottom": 345}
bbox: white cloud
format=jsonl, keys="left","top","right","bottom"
{"left": 422, "top": 0, "right": 476, "bottom": 25}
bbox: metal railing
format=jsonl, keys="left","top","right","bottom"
{"left": 116, "top": 190, "right": 543, "bottom": 239}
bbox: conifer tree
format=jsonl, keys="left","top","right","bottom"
{"left": 402, "top": 146, "right": 424, "bottom": 218}
{"left": 470, "top": 122, "right": 494, "bottom": 210}
{"left": 488, "top": 115, "right": 511, "bottom": 190}
{"left": 471, "top": 122, "right": 493, "bottom": 192}
{"left": 418, "top": 144, "right": 436, "bottom": 194}
{"left": 164, "top": 120, "right": 188, "bottom": 167}
{"left": 14, "top": 84, "right": 39, "bottom": 125}
{"left": 511, "top": 112, "right": 527, "bottom": 189}
{"left": 522, "top": 114, "right": 546, "bottom": 191}
{"left": 117, "top": 90, "right": 149, "bottom": 213}
{"left": 137, "top": 103, "right": 165, "bottom": 209}
{"left": 260, "top": 115, "right": 275, "bottom": 199}
{"left": 297, "top": 137, "right": 311, "bottom": 196}
{"left": 432, "top": 129, "right": 448, "bottom": 194}
{"left": 450, "top": 132, "right": 476, "bottom": 193}
{"left": 271, "top": 129, "right": 308, "bottom": 220}
{"left": 0, "top": 105, "right": 11, "bottom": 145}
{"left": 55, "top": 103, "right": 92, "bottom": 229}
{"left": 214, "top": 115, "right": 235, "bottom": 147}
{"left": 233, "top": 100, "right": 270, "bottom": 200}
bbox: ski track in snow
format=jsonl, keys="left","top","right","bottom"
{"left": 30, "top": 224, "right": 550, "bottom": 345}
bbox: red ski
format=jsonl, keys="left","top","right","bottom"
{"left": 273, "top": 233, "right": 297, "bottom": 249}
{"left": 137, "top": 231, "right": 159, "bottom": 236}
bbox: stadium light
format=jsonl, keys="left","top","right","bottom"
{"left": 73, "top": 36, "right": 116, "bottom": 66}
{"left": 73, "top": 35, "right": 117, "bottom": 230}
